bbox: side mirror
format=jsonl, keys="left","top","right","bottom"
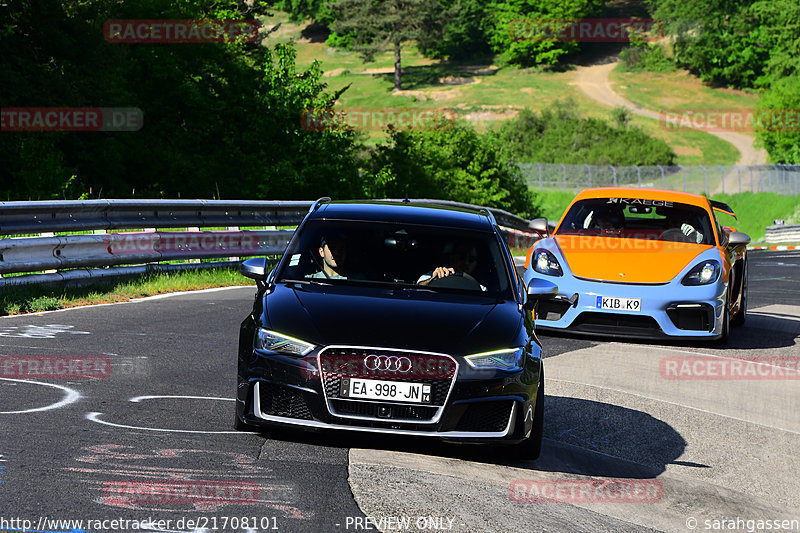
{"left": 240, "top": 257, "right": 268, "bottom": 281}
{"left": 728, "top": 231, "right": 750, "bottom": 247}
{"left": 529, "top": 218, "right": 548, "bottom": 234}
{"left": 523, "top": 278, "right": 559, "bottom": 310}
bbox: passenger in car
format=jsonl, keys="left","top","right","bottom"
{"left": 308, "top": 234, "right": 348, "bottom": 279}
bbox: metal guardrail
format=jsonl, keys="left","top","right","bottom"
{"left": 0, "top": 199, "right": 312, "bottom": 235}
{"left": 764, "top": 224, "right": 800, "bottom": 244}
{"left": 516, "top": 163, "right": 800, "bottom": 195}
{"left": 0, "top": 199, "right": 542, "bottom": 288}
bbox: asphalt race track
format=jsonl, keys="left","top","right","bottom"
{"left": 1, "top": 250, "right": 798, "bottom": 533}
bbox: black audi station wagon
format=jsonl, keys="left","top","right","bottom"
{"left": 236, "top": 199, "right": 557, "bottom": 458}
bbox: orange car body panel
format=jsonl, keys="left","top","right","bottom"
{"left": 525, "top": 188, "right": 731, "bottom": 284}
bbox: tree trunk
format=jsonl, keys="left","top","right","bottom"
{"left": 393, "top": 40, "right": 402, "bottom": 91}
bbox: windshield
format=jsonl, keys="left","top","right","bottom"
{"left": 556, "top": 198, "right": 716, "bottom": 245}
{"left": 276, "top": 220, "right": 514, "bottom": 299}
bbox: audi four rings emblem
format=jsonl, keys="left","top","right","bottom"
{"left": 364, "top": 355, "right": 412, "bottom": 372}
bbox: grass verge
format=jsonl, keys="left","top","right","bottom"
{"left": 0, "top": 268, "right": 249, "bottom": 316}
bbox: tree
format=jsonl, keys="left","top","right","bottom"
{"left": 484, "top": 0, "right": 604, "bottom": 67}
{"left": 0, "top": 0, "right": 364, "bottom": 200}
{"left": 365, "top": 120, "right": 538, "bottom": 218}
{"left": 277, "top": 0, "right": 337, "bottom": 25}
{"left": 755, "top": 76, "right": 800, "bottom": 164}
{"left": 646, "top": 0, "right": 800, "bottom": 88}
{"left": 331, "top": 0, "right": 439, "bottom": 91}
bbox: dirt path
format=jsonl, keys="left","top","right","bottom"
{"left": 572, "top": 61, "right": 768, "bottom": 192}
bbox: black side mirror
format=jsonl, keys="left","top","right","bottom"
{"left": 523, "top": 278, "right": 559, "bottom": 310}
{"left": 241, "top": 258, "right": 268, "bottom": 281}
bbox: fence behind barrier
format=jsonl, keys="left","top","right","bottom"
{"left": 516, "top": 163, "right": 800, "bottom": 195}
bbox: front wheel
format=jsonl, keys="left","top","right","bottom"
{"left": 732, "top": 261, "right": 747, "bottom": 327}
{"left": 513, "top": 368, "right": 544, "bottom": 460}
{"left": 715, "top": 297, "right": 730, "bottom": 346}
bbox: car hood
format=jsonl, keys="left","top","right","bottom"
{"left": 554, "top": 235, "right": 711, "bottom": 283}
{"left": 264, "top": 283, "right": 522, "bottom": 355}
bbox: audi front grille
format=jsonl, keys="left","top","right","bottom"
{"left": 317, "top": 346, "right": 458, "bottom": 424}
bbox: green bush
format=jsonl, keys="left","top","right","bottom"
{"left": 365, "top": 120, "right": 540, "bottom": 218}
{"left": 754, "top": 76, "right": 800, "bottom": 164}
{"left": 620, "top": 42, "right": 675, "bottom": 73}
{"left": 491, "top": 102, "right": 676, "bottom": 166}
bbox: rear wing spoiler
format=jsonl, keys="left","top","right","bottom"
{"left": 710, "top": 200, "right": 737, "bottom": 220}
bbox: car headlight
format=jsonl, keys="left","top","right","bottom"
{"left": 681, "top": 260, "right": 720, "bottom": 286}
{"left": 256, "top": 328, "right": 315, "bottom": 356}
{"left": 533, "top": 250, "right": 563, "bottom": 277}
{"left": 464, "top": 348, "right": 524, "bottom": 371}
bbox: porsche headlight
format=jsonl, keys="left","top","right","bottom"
{"left": 464, "top": 348, "right": 524, "bottom": 371}
{"left": 681, "top": 260, "right": 720, "bottom": 286}
{"left": 533, "top": 250, "right": 563, "bottom": 277}
{"left": 256, "top": 328, "right": 315, "bottom": 356}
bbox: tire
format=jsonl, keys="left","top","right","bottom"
{"left": 514, "top": 368, "right": 544, "bottom": 460}
{"left": 715, "top": 296, "right": 730, "bottom": 346}
{"left": 731, "top": 261, "right": 747, "bottom": 327}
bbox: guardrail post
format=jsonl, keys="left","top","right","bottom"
{"left": 611, "top": 165, "right": 617, "bottom": 186}
{"left": 586, "top": 164, "right": 592, "bottom": 188}
{"left": 537, "top": 163, "right": 542, "bottom": 189}
{"left": 657, "top": 165, "right": 664, "bottom": 187}
{"left": 737, "top": 165, "right": 741, "bottom": 193}
{"left": 635, "top": 165, "right": 641, "bottom": 187}
{"left": 699, "top": 164, "right": 706, "bottom": 194}
{"left": 561, "top": 164, "right": 567, "bottom": 191}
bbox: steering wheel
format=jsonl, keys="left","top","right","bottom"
{"left": 425, "top": 271, "right": 482, "bottom": 290}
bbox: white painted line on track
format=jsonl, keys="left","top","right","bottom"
{"left": 0, "top": 285, "right": 253, "bottom": 319}
{"left": 0, "top": 377, "right": 81, "bottom": 414}
{"left": 130, "top": 395, "right": 234, "bottom": 403}
{"left": 549, "top": 377, "right": 800, "bottom": 435}
{"left": 86, "top": 412, "right": 257, "bottom": 434}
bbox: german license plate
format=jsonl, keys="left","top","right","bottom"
{"left": 596, "top": 296, "right": 641, "bottom": 312}
{"left": 340, "top": 378, "right": 431, "bottom": 404}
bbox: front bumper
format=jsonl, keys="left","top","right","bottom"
{"left": 237, "top": 346, "right": 540, "bottom": 443}
{"left": 533, "top": 274, "right": 727, "bottom": 339}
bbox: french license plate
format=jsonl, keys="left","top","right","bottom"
{"left": 596, "top": 296, "right": 641, "bottom": 312}
{"left": 340, "top": 378, "right": 431, "bottom": 404}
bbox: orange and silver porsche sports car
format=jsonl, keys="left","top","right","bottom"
{"left": 523, "top": 188, "right": 750, "bottom": 342}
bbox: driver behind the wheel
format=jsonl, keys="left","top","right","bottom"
{"left": 417, "top": 242, "right": 486, "bottom": 290}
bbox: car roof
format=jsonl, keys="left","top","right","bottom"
{"left": 308, "top": 201, "right": 495, "bottom": 231}
{"left": 572, "top": 187, "right": 711, "bottom": 207}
